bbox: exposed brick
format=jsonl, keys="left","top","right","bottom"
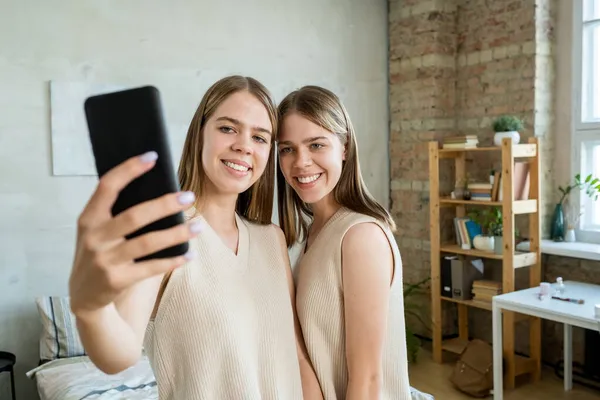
{"left": 389, "top": 0, "right": 559, "bottom": 366}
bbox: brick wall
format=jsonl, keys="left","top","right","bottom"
{"left": 387, "top": 0, "right": 599, "bottom": 368}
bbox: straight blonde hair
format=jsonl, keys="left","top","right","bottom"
{"left": 277, "top": 85, "right": 396, "bottom": 247}
{"left": 178, "top": 75, "right": 277, "bottom": 224}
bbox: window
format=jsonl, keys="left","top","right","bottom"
{"left": 574, "top": 0, "right": 600, "bottom": 243}
{"left": 581, "top": 140, "right": 600, "bottom": 230}
{"left": 581, "top": 0, "right": 600, "bottom": 123}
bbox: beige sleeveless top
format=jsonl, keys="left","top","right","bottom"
{"left": 295, "top": 207, "right": 412, "bottom": 399}
{"left": 143, "top": 213, "right": 303, "bottom": 400}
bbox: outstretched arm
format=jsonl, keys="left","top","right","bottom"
{"left": 274, "top": 226, "right": 324, "bottom": 400}
{"left": 70, "top": 154, "right": 199, "bottom": 374}
{"left": 342, "top": 222, "right": 394, "bottom": 400}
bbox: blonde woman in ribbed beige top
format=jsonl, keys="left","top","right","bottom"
{"left": 276, "top": 86, "right": 413, "bottom": 399}
{"left": 67, "top": 76, "right": 322, "bottom": 399}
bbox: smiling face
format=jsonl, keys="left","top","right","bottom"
{"left": 201, "top": 90, "right": 273, "bottom": 196}
{"left": 277, "top": 112, "right": 345, "bottom": 205}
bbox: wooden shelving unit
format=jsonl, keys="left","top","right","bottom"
{"left": 428, "top": 137, "right": 542, "bottom": 390}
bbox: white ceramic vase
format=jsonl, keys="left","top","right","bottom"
{"left": 564, "top": 229, "right": 576, "bottom": 242}
{"left": 473, "top": 235, "right": 495, "bottom": 252}
{"left": 494, "top": 131, "right": 520, "bottom": 146}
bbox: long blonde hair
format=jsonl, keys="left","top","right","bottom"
{"left": 178, "top": 75, "right": 277, "bottom": 224}
{"left": 277, "top": 85, "right": 396, "bottom": 246}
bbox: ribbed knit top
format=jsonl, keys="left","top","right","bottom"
{"left": 143, "top": 213, "right": 303, "bottom": 400}
{"left": 295, "top": 207, "right": 412, "bottom": 400}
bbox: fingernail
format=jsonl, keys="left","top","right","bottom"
{"left": 140, "top": 151, "right": 158, "bottom": 163}
{"left": 184, "top": 250, "right": 197, "bottom": 260}
{"left": 189, "top": 220, "right": 204, "bottom": 234}
{"left": 177, "top": 191, "right": 195, "bottom": 205}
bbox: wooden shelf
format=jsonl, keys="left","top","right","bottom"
{"left": 441, "top": 296, "right": 492, "bottom": 311}
{"left": 429, "top": 137, "right": 542, "bottom": 389}
{"left": 439, "top": 198, "right": 537, "bottom": 214}
{"left": 441, "top": 244, "right": 503, "bottom": 259}
{"left": 440, "top": 198, "right": 502, "bottom": 206}
{"left": 440, "top": 244, "right": 537, "bottom": 267}
{"left": 438, "top": 143, "right": 537, "bottom": 158}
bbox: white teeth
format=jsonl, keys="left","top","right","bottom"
{"left": 224, "top": 161, "right": 249, "bottom": 172}
{"left": 297, "top": 174, "right": 321, "bottom": 184}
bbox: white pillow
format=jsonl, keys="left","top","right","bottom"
{"left": 35, "top": 296, "right": 86, "bottom": 361}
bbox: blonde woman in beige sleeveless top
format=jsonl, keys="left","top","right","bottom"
{"left": 68, "top": 76, "right": 321, "bottom": 399}
{"left": 276, "top": 86, "right": 413, "bottom": 399}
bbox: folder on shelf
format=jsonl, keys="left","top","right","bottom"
{"left": 451, "top": 258, "right": 484, "bottom": 300}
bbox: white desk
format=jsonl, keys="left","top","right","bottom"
{"left": 492, "top": 281, "right": 600, "bottom": 400}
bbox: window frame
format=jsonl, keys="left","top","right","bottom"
{"left": 572, "top": 0, "right": 600, "bottom": 244}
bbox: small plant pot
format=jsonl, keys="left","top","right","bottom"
{"left": 494, "top": 131, "right": 520, "bottom": 146}
{"left": 473, "top": 235, "right": 495, "bottom": 252}
{"left": 494, "top": 236, "right": 503, "bottom": 255}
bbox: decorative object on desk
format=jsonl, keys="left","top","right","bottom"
{"left": 539, "top": 282, "right": 551, "bottom": 300}
{"left": 403, "top": 276, "right": 431, "bottom": 363}
{"left": 555, "top": 277, "right": 566, "bottom": 295}
{"left": 553, "top": 173, "right": 600, "bottom": 241}
{"left": 551, "top": 296, "right": 584, "bottom": 304}
{"left": 492, "top": 115, "right": 523, "bottom": 146}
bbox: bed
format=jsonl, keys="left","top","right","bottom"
{"left": 26, "top": 355, "right": 157, "bottom": 400}
{"left": 28, "top": 296, "right": 433, "bottom": 400}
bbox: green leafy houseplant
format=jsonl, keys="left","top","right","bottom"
{"left": 468, "top": 207, "right": 503, "bottom": 236}
{"left": 558, "top": 173, "right": 600, "bottom": 205}
{"left": 403, "top": 276, "right": 431, "bottom": 363}
{"left": 492, "top": 115, "right": 524, "bottom": 132}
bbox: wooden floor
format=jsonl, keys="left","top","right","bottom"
{"left": 409, "top": 349, "right": 600, "bottom": 399}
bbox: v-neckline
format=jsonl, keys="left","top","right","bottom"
{"left": 303, "top": 207, "right": 346, "bottom": 255}
{"left": 197, "top": 213, "right": 249, "bottom": 260}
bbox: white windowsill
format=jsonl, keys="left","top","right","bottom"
{"left": 517, "top": 240, "right": 600, "bottom": 261}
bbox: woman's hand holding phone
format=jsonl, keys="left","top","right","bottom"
{"left": 69, "top": 151, "right": 201, "bottom": 319}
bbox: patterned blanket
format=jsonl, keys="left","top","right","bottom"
{"left": 26, "top": 355, "right": 434, "bottom": 400}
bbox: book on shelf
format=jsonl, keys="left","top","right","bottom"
{"left": 442, "top": 135, "right": 479, "bottom": 149}
{"left": 471, "top": 280, "right": 502, "bottom": 302}
{"left": 453, "top": 217, "right": 482, "bottom": 248}
{"left": 467, "top": 182, "right": 493, "bottom": 202}
{"left": 488, "top": 161, "right": 531, "bottom": 202}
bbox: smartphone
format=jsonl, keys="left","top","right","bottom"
{"left": 84, "top": 85, "right": 189, "bottom": 261}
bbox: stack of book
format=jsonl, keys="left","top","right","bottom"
{"left": 442, "top": 135, "right": 479, "bottom": 149}
{"left": 467, "top": 182, "right": 493, "bottom": 201}
{"left": 471, "top": 280, "right": 502, "bottom": 302}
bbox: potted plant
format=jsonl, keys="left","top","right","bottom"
{"left": 552, "top": 173, "right": 600, "bottom": 241}
{"left": 468, "top": 207, "right": 503, "bottom": 254}
{"left": 492, "top": 115, "right": 523, "bottom": 146}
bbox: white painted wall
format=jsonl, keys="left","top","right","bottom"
{"left": 0, "top": 1, "right": 389, "bottom": 397}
